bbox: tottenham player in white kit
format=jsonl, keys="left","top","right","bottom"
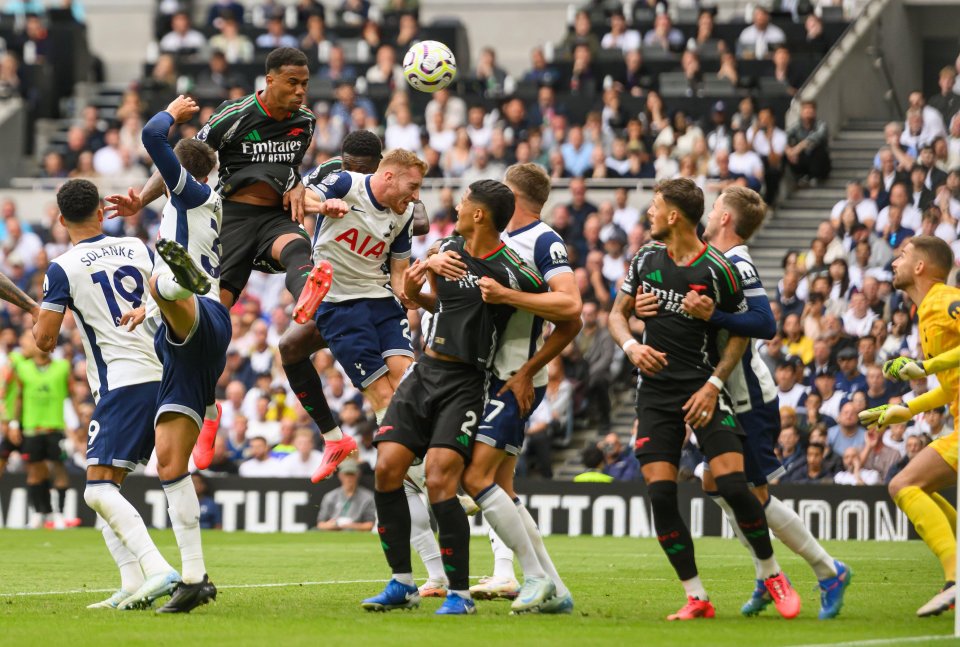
{"left": 125, "top": 96, "right": 232, "bottom": 613}
{"left": 652, "top": 187, "right": 851, "bottom": 619}
{"left": 297, "top": 149, "right": 425, "bottom": 482}
{"left": 34, "top": 179, "right": 180, "bottom": 610}
{"left": 427, "top": 164, "right": 582, "bottom": 613}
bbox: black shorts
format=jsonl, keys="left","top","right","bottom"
{"left": 220, "top": 200, "right": 310, "bottom": 299}
{"left": 374, "top": 355, "right": 486, "bottom": 461}
{"left": 0, "top": 431, "right": 20, "bottom": 460}
{"left": 635, "top": 386, "right": 744, "bottom": 468}
{"left": 21, "top": 431, "right": 65, "bottom": 464}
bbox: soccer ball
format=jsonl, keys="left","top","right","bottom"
{"left": 402, "top": 40, "right": 457, "bottom": 93}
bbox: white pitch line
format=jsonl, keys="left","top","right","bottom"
{"left": 786, "top": 635, "right": 959, "bottom": 647}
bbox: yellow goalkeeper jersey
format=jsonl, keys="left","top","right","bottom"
{"left": 917, "top": 282, "right": 960, "bottom": 420}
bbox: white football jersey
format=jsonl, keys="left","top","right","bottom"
{"left": 491, "top": 220, "right": 572, "bottom": 387}
{"left": 146, "top": 172, "right": 224, "bottom": 326}
{"left": 42, "top": 235, "right": 163, "bottom": 401}
{"left": 306, "top": 171, "right": 413, "bottom": 302}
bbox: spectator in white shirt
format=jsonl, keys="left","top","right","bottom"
{"left": 875, "top": 182, "right": 922, "bottom": 232}
{"left": 643, "top": 13, "right": 684, "bottom": 52}
{"left": 238, "top": 436, "right": 283, "bottom": 477}
{"left": 830, "top": 181, "right": 879, "bottom": 230}
{"left": 737, "top": 7, "right": 786, "bottom": 59}
{"left": 834, "top": 446, "right": 880, "bottom": 486}
{"left": 365, "top": 43, "right": 404, "bottom": 88}
{"left": 427, "top": 109, "right": 456, "bottom": 154}
{"left": 276, "top": 428, "right": 323, "bottom": 478}
{"left": 901, "top": 109, "right": 937, "bottom": 153}
{"left": 159, "top": 11, "right": 207, "bottom": 54}
{"left": 1, "top": 215, "right": 42, "bottom": 273}
{"left": 842, "top": 292, "right": 878, "bottom": 337}
{"left": 728, "top": 131, "right": 764, "bottom": 187}
{"left": 384, "top": 104, "right": 423, "bottom": 152}
{"left": 907, "top": 91, "right": 947, "bottom": 141}
{"left": 601, "top": 10, "right": 641, "bottom": 53}
{"left": 612, "top": 187, "right": 640, "bottom": 233}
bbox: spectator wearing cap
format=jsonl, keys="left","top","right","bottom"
{"left": 574, "top": 446, "right": 614, "bottom": 483}
{"left": 834, "top": 446, "right": 880, "bottom": 486}
{"left": 277, "top": 428, "right": 323, "bottom": 478}
{"left": 827, "top": 402, "right": 867, "bottom": 456}
{"left": 834, "top": 346, "right": 867, "bottom": 395}
{"left": 775, "top": 357, "right": 809, "bottom": 411}
{"left": 813, "top": 365, "right": 844, "bottom": 421}
{"left": 737, "top": 6, "right": 786, "bottom": 60}
{"left": 238, "top": 435, "right": 283, "bottom": 477}
{"left": 316, "top": 460, "right": 375, "bottom": 531}
{"left": 786, "top": 100, "right": 831, "bottom": 185}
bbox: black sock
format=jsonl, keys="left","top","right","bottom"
{"left": 715, "top": 471, "right": 773, "bottom": 561}
{"left": 56, "top": 487, "right": 68, "bottom": 513}
{"left": 283, "top": 359, "right": 337, "bottom": 433}
{"left": 374, "top": 487, "right": 412, "bottom": 575}
{"left": 37, "top": 480, "right": 53, "bottom": 514}
{"left": 648, "top": 480, "right": 698, "bottom": 581}
{"left": 27, "top": 483, "right": 44, "bottom": 513}
{"left": 432, "top": 496, "right": 470, "bottom": 591}
{"left": 279, "top": 238, "right": 313, "bottom": 299}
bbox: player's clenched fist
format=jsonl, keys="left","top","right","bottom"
{"left": 882, "top": 356, "right": 927, "bottom": 381}
{"left": 626, "top": 343, "right": 668, "bottom": 376}
{"left": 317, "top": 198, "right": 349, "bottom": 218}
{"left": 164, "top": 95, "right": 199, "bottom": 124}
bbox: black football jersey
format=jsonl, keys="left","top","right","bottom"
{"left": 620, "top": 240, "right": 747, "bottom": 389}
{"left": 197, "top": 92, "right": 315, "bottom": 198}
{"left": 426, "top": 237, "right": 547, "bottom": 369}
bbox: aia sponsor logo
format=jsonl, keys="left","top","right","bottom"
{"left": 335, "top": 228, "right": 387, "bottom": 258}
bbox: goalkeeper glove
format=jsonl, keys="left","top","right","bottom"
{"left": 882, "top": 357, "right": 927, "bottom": 381}
{"left": 858, "top": 404, "right": 912, "bottom": 429}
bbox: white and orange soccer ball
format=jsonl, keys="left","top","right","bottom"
{"left": 402, "top": 40, "right": 457, "bottom": 93}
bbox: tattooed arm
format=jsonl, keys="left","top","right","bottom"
{"left": 0, "top": 272, "right": 38, "bottom": 316}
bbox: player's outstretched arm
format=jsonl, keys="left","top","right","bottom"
{"left": 478, "top": 271, "right": 581, "bottom": 321}
{"left": 0, "top": 271, "right": 38, "bottom": 316}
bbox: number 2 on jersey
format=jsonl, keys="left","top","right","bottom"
{"left": 91, "top": 265, "right": 144, "bottom": 326}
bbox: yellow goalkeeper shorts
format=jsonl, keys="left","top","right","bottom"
{"left": 931, "top": 429, "right": 959, "bottom": 471}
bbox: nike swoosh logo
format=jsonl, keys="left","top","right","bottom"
{"left": 350, "top": 205, "right": 365, "bottom": 213}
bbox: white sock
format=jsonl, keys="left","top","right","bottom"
{"left": 682, "top": 575, "right": 709, "bottom": 600}
{"left": 100, "top": 522, "right": 144, "bottom": 592}
{"left": 162, "top": 474, "right": 206, "bottom": 584}
{"left": 204, "top": 404, "right": 219, "bottom": 422}
{"left": 516, "top": 501, "right": 569, "bottom": 597}
{"left": 451, "top": 589, "right": 471, "bottom": 599}
{"left": 407, "top": 490, "right": 446, "bottom": 583}
{"left": 490, "top": 528, "right": 516, "bottom": 580}
{"left": 394, "top": 572, "right": 415, "bottom": 586}
{"left": 477, "top": 486, "right": 545, "bottom": 579}
{"left": 758, "top": 556, "right": 781, "bottom": 579}
{"left": 375, "top": 408, "right": 387, "bottom": 425}
{"left": 711, "top": 494, "right": 763, "bottom": 579}
{"left": 157, "top": 273, "right": 192, "bottom": 301}
{"left": 322, "top": 425, "right": 344, "bottom": 442}
{"left": 765, "top": 495, "right": 837, "bottom": 580}
{"left": 84, "top": 482, "right": 172, "bottom": 578}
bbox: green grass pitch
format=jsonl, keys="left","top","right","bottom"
{"left": 1, "top": 530, "right": 957, "bottom": 647}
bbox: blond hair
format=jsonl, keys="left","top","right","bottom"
{"left": 505, "top": 163, "right": 551, "bottom": 208}
{"left": 380, "top": 148, "right": 429, "bottom": 176}
{"left": 721, "top": 186, "right": 767, "bottom": 240}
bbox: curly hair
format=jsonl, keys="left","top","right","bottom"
{"left": 56, "top": 179, "right": 101, "bottom": 223}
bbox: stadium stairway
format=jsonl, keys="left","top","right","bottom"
{"left": 751, "top": 119, "right": 887, "bottom": 294}
{"left": 552, "top": 387, "right": 636, "bottom": 480}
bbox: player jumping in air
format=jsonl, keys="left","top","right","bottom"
{"left": 427, "top": 163, "right": 582, "bottom": 612}
{"left": 34, "top": 179, "right": 178, "bottom": 610}
{"left": 859, "top": 236, "right": 960, "bottom": 617}
{"left": 363, "top": 180, "right": 546, "bottom": 616}
{"left": 647, "top": 187, "right": 851, "bottom": 619}
{"left": 292, "top": 149, "right": 425, "bottom": 481}
{"left": 608, "top": 178, "right": 800, "bottom": 621}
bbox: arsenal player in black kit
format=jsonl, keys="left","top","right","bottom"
{"left": 106, "top": 48, "right": 316, "bottom": 308}
{"left": 608, "top": 178, "right": 800, "bottom": 620}
{"left": 361, "top": 180, "right": 546, "bottom": 616}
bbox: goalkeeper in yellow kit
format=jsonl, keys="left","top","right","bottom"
{"left": 859, "top": 236, "right": 960, "bottom": 617}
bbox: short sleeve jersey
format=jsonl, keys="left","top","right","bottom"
{"left": 307, "top": 171, "right": 414, "bottom": 302}
{"left": 196, "top": 92, "right": 315, "bottom": 197}
{"left": 491, "top": 221, "right": 573, "bottom": 387}
{"left": 620, "top": 241, "right": 747, "bottom": 390}
{"left": 426, "top": 238, "right": 547, "bottom": 369}
{"left": 41, "top": 235, "right": 163, "bottom": 401}
{"left": 917, "top": 282, "right": 960, "bottom": 420}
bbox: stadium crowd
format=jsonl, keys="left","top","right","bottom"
{"left": 0, "top": 1, "right": 957, "bottom": 489}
